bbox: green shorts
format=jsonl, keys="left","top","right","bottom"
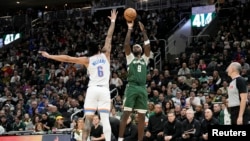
{"left": 123, "top": 84, "right": 148, "bottom": 111}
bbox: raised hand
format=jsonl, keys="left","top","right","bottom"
{"left": 127, "top": 20, "right": 134, "bottom": 29}
{"left": 138, "top": 21, "right": 145, "bottom": 31}
{"left": 108, "top": 9, "right": 118, "bottom": 21}
{"left": 38, "top": 51, "right": 50, "bottom": 58}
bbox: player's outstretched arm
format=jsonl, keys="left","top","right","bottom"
{"left": 139, "top": 21, "right": 150, "bottom": 57}
{"left": 124, "top": 21, "right": 134, "bottom": 56}
{"left": 103, "top": 9, "right": 118, "bottom": 59}
{"left": 39, "top": 51, "right": 89, "bottom": 67}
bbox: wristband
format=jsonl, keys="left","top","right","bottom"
{"left": 111, "top": 20, "right": 115, "bottom": 22}
{"left": 144, "top": 40, "right": 150, "bottom": 45}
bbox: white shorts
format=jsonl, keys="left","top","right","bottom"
{"left": 84, "top": 86, "right": 111, "bottom": 115}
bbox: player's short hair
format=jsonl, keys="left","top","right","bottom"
{"left": 231, "top": 62, "right": 242, "bottom": 72}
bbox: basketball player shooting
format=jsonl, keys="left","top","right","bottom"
{"left": 39, "top": 9, "right": 118, "bottom": 141}
{"left": 118, "top": 20, "right": 151, "bottom": 141}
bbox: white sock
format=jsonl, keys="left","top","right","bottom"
{"left": 118, "top": 137, "right": 124, "bottom": 141}
{"left": 100, "top": 112, "right": 112, "bottom": 141}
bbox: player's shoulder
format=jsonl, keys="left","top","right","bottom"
{"left": 236, "top": 76, "right": 247, "bottom": 83}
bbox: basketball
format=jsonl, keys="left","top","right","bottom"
{"left": 124, "top": 8, "right": 137, "bottom": 22}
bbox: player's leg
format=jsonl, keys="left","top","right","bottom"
{"left": 134, "top": 86, "right": 148, "bottom": 141}
{"left": 98, "top": 87, "right": 112, "bottom": 141}
{"left": 118, "top": 110, "right": 132, "bottom": 141}
{"left": 83, "top": 87, "right": 98, "bottom": 141}
{"left": 118, "top": 85, "right": 136, "bottom": 141}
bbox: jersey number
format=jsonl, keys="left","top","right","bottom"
{"left": 137, "top": 65, "right": 141, "bottom": 72}
{"left": 97, "top": 66, "right": 103, "bottom": 77}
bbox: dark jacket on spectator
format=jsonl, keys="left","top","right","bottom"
{"left": 200, "top": 117, "right": 219, "bottom": 134}
{"left": 124, "top": 122, "right": 138, "bottom": 141}
{"left": 0, "top": 120, "right": 12, "bottom": 132}
{"left": 147, "top": 112, "right": 167, "bottom": 135}
{"left": 163, "top": 119, "right": 182, "bottom": 140}
{"left": 181, "top": 118, "right": 201, "bottom": 138}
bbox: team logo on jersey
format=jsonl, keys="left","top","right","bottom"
{"left": 133, "top": 60, "right": 145, "bottom": 65}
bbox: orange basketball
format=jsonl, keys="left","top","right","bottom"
{"left": 124, "top": 8, "right": 137, "bottom": 22}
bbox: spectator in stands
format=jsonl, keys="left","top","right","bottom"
{"left": 219, "top": 80, "right": 228, "bottom": 95}
{"left": 178, "top": 63, "right": 191, "bottom": 76}
{"left": 67, "top": 99, "right": 81, "bottom": 114}
{"left": 200, "top": 109, "right": 219, "bottom": 141}
{"left": 152, "top": 68, "right": 160, "bottom": 85}
{"left": 10, "top": 70, "right": 21, "bottom": 85}
{"left": 123, "top": 115, "right": 138, "bottom": 141}
{"left": 23, "top": 113, "right": 33, "bottom": 130}
{"left": 144, "top": 104, "right": 167, "bottom": 141}
{"left": 90, "top": 115, "right": 105, "bottom": 141}
{"left": 110, "top": 107, "right": 121, "bottom": 120}
{"left": 199, "top": 71, "right": 208, "bottom": 84}
{"left": 0, "top": 124, "right": 5, "bottom": 135}
{"left": 171, "top": 82, "right": 181, "bottom": 97}
{"left": 12, "top": 116, "right": 26, "bottom": 131}
{"left": 34, "top": 122, "right": 44, "bottom": 133}
{"left": 172, "top": 91, "right": 182, "bottom": 107}
{"left": 164, "top": 101, "right": 174, "bottom": 115}
{"left": 212, "top": 103, "right": 221, "bottom": 121}
{"left": 112, "top": 95, "right": 123, "bottom": 112}
{"left": 194, "top": 105, "right": 204, "bottom": 122}
{"left": 72, "top": 118, "right": 85, "bottom": 141}
{"left": 41, "top": 113, "right": 54, "bottom": 131}
{"left": 185, "top": 73, "right": 195, "bottom": 88}
{"left": 181, "top": 109, "right": 201, "bottom": 141}
{"left": 185, "top": 91, "right": 201, "bottom": 108}
{"left": 177, "top": 76, "right": 190, "bottom": 91}
{"left": 110, "top": 71, "right": 123, "bottom": 94}
{"left": 197, "top": 59, "right": 207, "bottom": 71}
{"left": 212, "top": 70, "right": 222, "bottom": 91}
{"left": 146, "top": 102, "right": 155, "bottom": 119}
{"left": 163, "top": 111, "right": 182, "bottom": 141}
{"left": 219, "top": 103, "right": 231, "bottom": 125}
{"left": 54, "top": 116, "right": 66, "bottom": 130}
{"left": 149, "top": 89, "right": 160, "bottom": 104}
{"left": 0, "top": 115, "right": 12, "bottom": 132}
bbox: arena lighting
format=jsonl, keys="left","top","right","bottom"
{"left": 81, "top": 6, "right": 92, "bottom": 9}
{"left": 16, "top": 1, "right": 20, "bottom": 4}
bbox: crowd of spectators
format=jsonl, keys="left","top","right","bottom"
{"left": 0, "top": 1, "right": 250, "bottom": 141}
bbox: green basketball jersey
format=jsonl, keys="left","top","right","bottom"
{"left": 126, "top": 53, "right": 149, "bottom": 85}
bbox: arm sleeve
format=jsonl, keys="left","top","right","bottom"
{"left": 172, "top": 121, "right": 182, "bottom": 138}
{"left": 126, "top": 53, "right": 134, "bottom": 65}
{"left": 236, "top": 77, "right": 247, "bottom": 93}
{"left": 142, "top": 54, "right": 150, "bottom": 65}
{"left": 194, "top": 120, "right": 201, "bottom": 137}
{"left": 163, "top": 122, "right": 168, "bottom": 135}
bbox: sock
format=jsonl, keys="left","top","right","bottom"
{"left": 118, "top": 137, "right": 124, "bottom": 141}
{"left": 100, "top": 112, "right": 111, "bottom": 141}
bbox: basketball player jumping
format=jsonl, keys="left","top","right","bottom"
{"left": 118, "top": 21, "right": 151, "bottom": 141}
{"left": 39, "top": 9, "right": 118, "bottom": 141}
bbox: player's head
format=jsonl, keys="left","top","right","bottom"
{"left": 87, "top": 41, "right": 100, "bottom": 56}
{"left": 132, "top": 44, "right": 142, "bottom": 57}
{"left": 226, "top": 62, "right": 242, "bottom": 76}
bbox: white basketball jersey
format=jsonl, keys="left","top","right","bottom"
{"left": 88, "top": 53, "right": 110, "bottom": 88}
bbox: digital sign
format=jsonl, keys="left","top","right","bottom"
{"left": 191, "top": 5, "right": 216, "bottom": 28}
{"left": 0, "top": 134, "right": 71, "bottom": 141}
{"left": 3, "top": 33, "right": 21, "bottom": 45}
{"left": 191, "top": 12, "right": 216, "bottom": 27}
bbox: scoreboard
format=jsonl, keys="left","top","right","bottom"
{"left": 191, "top": 5, "right": 216, "bottom": 28}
